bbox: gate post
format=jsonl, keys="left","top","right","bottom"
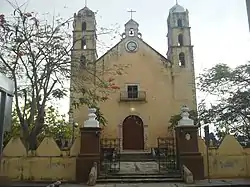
{"left": 75, "top": 108, "right": 101, "bottom": 183}
{"left": 175, "top": 106, "right": 204, "bottom": 180}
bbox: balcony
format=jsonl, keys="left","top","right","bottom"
{"left": 120, "top": 91, "right": 146, "bottom": 102}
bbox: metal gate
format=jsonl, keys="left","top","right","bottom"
{"left": 157, "top": 137, "right": 179, "bottom": 174}
{"left": 100, "top": 138, "right": 121, "bottom": 174}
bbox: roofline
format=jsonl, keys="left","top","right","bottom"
{"left": 95, "top": 37, "right": 171, "bottom": 64}
{"left": 125, "top": 19, "right": 139, "bottom": 26}
{"left": 96, "top": 38, "right": 125, "bottom": 63}
{"left": 138, "top": 38, "right": 170, "bottom": 63}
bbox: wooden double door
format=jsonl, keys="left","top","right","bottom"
{"left": 122, "top": 115, "right": 144, "bottom": 150}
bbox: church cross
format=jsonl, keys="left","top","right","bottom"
{"left": 128, "top": 9, "right": 136, "bottom": 19}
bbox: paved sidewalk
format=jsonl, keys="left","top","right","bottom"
{"left": 188, "top": 178, "right": 250, "bottom": 186}
{"left": 6, "top": 179, "right": 250, "bottom": 187}
{"left": 62, "top": 179, "right": 250, "bottom": 187}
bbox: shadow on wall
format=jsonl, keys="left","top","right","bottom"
{"left": 198, "top": 135, "right": 250, "bottom": 179}
{"left": 1, "top": 136, "right": 81, "bottom": 181}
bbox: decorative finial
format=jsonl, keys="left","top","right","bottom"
{"left": 181, "top": 105, "right": 190, "bottom": 119}
{"left": 177, "top": 105, "right": 194, "bottom": 127}
{"left": 85, "top": 0, "right": 87, "bottom": 7}
{"left": 127, "top": 9, "right": 136, "bottom": 20}
{"left": 176, "top": 0, "right": 178, "bottom": 4}
{"left": 83, "top": 108, "right": 100, "bottom": 128}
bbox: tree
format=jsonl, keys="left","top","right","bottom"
{"left": 3, "top": 105, "right": 72, "bottom": 148}
{"left": 197, "top": 62, "right": 250, "bottom": 140}
{"left": 0, "top": 2, "right": 123, "bottom": 150}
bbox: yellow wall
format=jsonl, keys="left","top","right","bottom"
{"left": 1, "top": 136, "right": 81, "bottom": 181}
{"left": 198, "top": 135, "right": 250, "bottom": 179}
{"left": 72, "top": 38, "right": 196, "bottom": 149}
{"left": 3, "top": 134, "right": 250, "bottom": 181}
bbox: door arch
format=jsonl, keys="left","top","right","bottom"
{"left": 122, "top": 115, "right": 144, "bottom": 150}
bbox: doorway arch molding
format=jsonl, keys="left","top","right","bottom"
{"left": 117, "top": 112, "right": 149, "bottom": 151}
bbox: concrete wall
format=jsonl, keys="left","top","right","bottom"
{"left": 198, "top": 135, "right": 250, "bottom": 179}
{"left": 1, "top": 136, "right": 81, "bottom": 181}
{"left": 3, "top": 134, "right": 250, "bottom": 181}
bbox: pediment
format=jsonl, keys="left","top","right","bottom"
{"left": 96, "top": 37, "right": 170, "bottom": 65}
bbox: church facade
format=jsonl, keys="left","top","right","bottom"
{"left": 69, "top": 3, "right": 197, "bottom": 150}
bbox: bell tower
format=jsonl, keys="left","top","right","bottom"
{"left": 72, "top": 6, "right": 97, "bottom": 66}
{"left": 167, "top": 3, "right": 197, "bottom": 109}
{"left": 69, "top": 6, "right": 97, "bottom": 124}
{"left": 122, "top": 10, "right": 142, "bottom": 39}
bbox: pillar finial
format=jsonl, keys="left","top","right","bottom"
{"left": 177, "top": 105, "right": 194, "bottom": 127}
{"left": 83, "top": 108, "right": 100, "bottom": 128}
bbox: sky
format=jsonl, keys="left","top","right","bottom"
{"left": 1, "top": 0, "right": 250, "bottom": 127}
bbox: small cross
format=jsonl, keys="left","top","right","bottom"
{"left": 127, "top": 9, "right": 136, "bottom": 19}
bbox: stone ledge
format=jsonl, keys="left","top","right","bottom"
{"left": 183, "top": 165, "right": 194, "bottom": 184}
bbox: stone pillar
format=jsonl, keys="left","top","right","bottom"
{"left": 175, "top": 106, "right": 204, "bottom": 180}
{"left": 75, "top": 108, "right": 101, "bottom": 183}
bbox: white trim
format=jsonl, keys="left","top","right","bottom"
{"left": 125, "top": 83, "right": 140, "bottom": 99}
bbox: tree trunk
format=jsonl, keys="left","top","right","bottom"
{"left": 28, "top": 132, "right": 38, "bottom": 150}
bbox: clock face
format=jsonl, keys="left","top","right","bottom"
{"left": 126, "top": 41, "right": 138, "bottom": 52}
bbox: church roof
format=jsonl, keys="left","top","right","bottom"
{"left": 78, "top": 6, "right": 94, "bottom": 15}
{"left": 125, "top": 19, "right": 139, "bottom": 26}
{"left": 169, "top": 4, "right": 185, "bottom": 13}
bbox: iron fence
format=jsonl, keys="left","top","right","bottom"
{"left": 157, "top": 137, "right": 179, "bottom": 174}
{"left": 100, "top": 138, "right": 121, "bottom": 174}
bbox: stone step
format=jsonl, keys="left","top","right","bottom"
{"left": 120, "top": 158, "right": 156, "bottom": 161}
{"left": 120, "top": 151, "right": 154, "bottom": 161}
{"left": 121, "top": 150, "right": 152, "bottom": 154}
{"left": 97, "top": 177, "right": 183, "bottom": 183}
{"left": 99, "top": 173, "right": 182, "bottom": 178}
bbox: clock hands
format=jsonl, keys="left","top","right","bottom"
{"left": 129, "top": 42, "right": 137, "bottom": 51}
{"left": 126, "top": 41, "right": 138, "bottom": 52}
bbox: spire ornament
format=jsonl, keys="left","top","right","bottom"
{"left": 127, "top": 9, "right": 136, "bottom": 19}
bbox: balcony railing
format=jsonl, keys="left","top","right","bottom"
{"left": 120, "top": 91, "right": 146, "bottom": 102}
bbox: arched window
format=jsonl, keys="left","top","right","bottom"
{"left": 177, "top": 19, "right": 183, "bottom": 27}
{"left": 178, "top": 34, "right": 184, "bottom": 46}
{"left": 129, "top": 28, "right": 135, "bottom": 36}
{"left": 80, "top": 55, "right": 86, "bottom": 68}
{"left": 82, "top": 22, "right": 87, "bottom": 31}
{"left": 81, "top": 38, "right": 86, "bottom": 49}
{"left": 179, "top": 52, "right": 185, "bottom": 67}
